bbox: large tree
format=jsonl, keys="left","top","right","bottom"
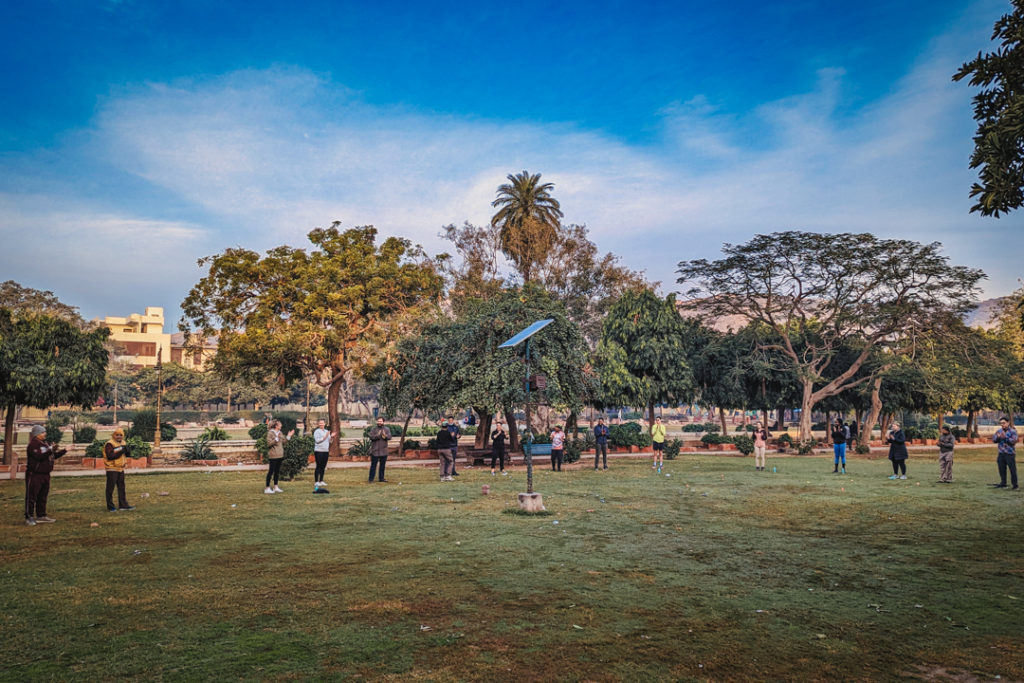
{"left": 953, "top": 0, "right": 1024, "bottom": 217}
{"left": 677, "top": 231, "right": 985, "bottom": 441}
{"left": 490, "top": 171, "right": 563, "bottom": 283}
{"left": 180, "top": 224, "right": 443, "bottom": 457}
{"left": 0, "top": 309, "right": 109, "bottom": 469}
{"left": 595, "top": 289, "right": 698, "bottom": 428}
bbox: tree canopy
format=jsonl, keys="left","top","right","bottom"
{"left": 953, "top": 0, "right": 1024, "bottom": 217}
{"left": 490, "top": 171, "right": 563, "bottom": 283}
{"left": 677, "top": 231, "right": 986, "bottom": 440}
{"left": 180, "top": 224, "right": 443, "bottom": 456}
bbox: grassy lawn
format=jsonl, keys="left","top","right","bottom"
{"left": 1, "top": 449, "right": 1021, "bottom": 681}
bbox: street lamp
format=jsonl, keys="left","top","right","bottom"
{"left": 151, "top": 345, "right": 162, "bottom": 463}
{"left": 499, "top": 319, "right": 554, "bottom": 512}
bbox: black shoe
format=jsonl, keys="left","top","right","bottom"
{"left": 119, "top": 505, "right": 136, "bottom": 511}
{"left": 378, "top": 479, "right": 388, "bottom": 483}
{"left": 603, "top": 466, "right": 608, "bottom": 470}
{"left": 451, "top": 471, "right": 460, "bottom": 476}
{"left": 1013, "top": 486, "right": 1020, "bottom": 490}
{"left": 991, "top": 483, "right": 1008, "bottom": 488}
{"left": 107, "top": 506, "right": 117, "bottom": 512}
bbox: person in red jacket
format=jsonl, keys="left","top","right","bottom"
{"left": 24, "top": 425, "right": 66, "bottom": 525}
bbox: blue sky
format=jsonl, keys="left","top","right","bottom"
{"left": 1, "top": 0, "right": 1020, "bottom": 325}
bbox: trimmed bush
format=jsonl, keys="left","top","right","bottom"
{"left": 129, "top": 410, "right": 158, "bottom": 441}
{"left": 45, "top": 418, "right": 64, "bottom": 444}
{"left": 700, "top": 433, "right": 733, "bottom": 446}
{"left": 221, "top": 415, "right": 241, "bottom": 424}
{"left": 797, "top": 438, "right": 818, "bottom": 455}
{"left": 125, "top": 435, "right": 151, "bottom": 459}
{"left": 73, "top": 426, "right": 97, "bottom": 444}
{"left": 280, "top": 434, "right": 313, "bottom": 480}
{"left": 855, "top": 443, "right": 871, "bottom": 455}
{"left": 95, "top": 415, "right": 114, "bottom": 426}
{"left": 402, "top": 439, "right": 421, "bottom": 450}
{"left": 733, "top": 435, "right": 754, "bottom": 455}
{"left": 85, "top": 439, "right": 105, "bottom": 459}
{"left": 664, "top": 438, "right": 683, "bottom": 460}
{"left": 273, "top": 414, "right": 298, "bottom": 436}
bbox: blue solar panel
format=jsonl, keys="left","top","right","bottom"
{"left": 498, "top": 319, "right": 555, "bottom": 348}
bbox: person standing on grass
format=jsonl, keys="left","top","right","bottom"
{"left": 446, "top": 417, "right": 461, "bottom": 477}
{"left": 594, "top": 417, "right": 609, "bottom": 470}
{"left": 24, "top": 425, "right": 66, "bottom": 525}
{"left": 490, "top": 421, "right": 508, "bottom": 475}
{"left": 937, "top": 426, "right": 956, "bottom": 484}
{"left": 104, "top": 429, "right": 135, "bottom": 511}
{"left": 752, "top": 422, "right": 769, "bottom": 472}
{"left": 265, "top": 420, "right": 292, "bottom": 494}
{"left": 312, "top": 418, "right": 332, "bottom": 489}
{"left": 885, "top": 422, "right": 908, "bottom": 480}
{"left": 831, "top": 418, "right": 849, "bottom": 474}
{"left": 847, "top": 420, "right": 858, "bottom": 449}
{"left": 651, "top": 417, "right": 667, "bottom": 473}
{"left": 990, "top": 416, "right": 1018, "bottom": 490}
{"left": 550, "top": 425, "right": 565, "bottom": 471}
{"left": 368, "top": 418, "right": 391, "bottom": 483}
{"left": 436, "top": 423, "right": 454, "bottom": 481}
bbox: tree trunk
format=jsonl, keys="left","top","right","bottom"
{"left": 565, "top": 410, "right": 578, "bottom": 442}
{"left": 3, "top": 404, "right": 14, "bottom": 466}
{"left": 504, "top": 407, "right": 520, "bottom": 453}
{"left": 797, "top": 378, "right": 816, "bottom": 442}
{"left": 327, "top": 379, "right": 343, "bottom": 458}
{"left": 880, "top": 413, "right": 893, "bottom": 437}
{"left": 966, "top": 410, "right": 976, "bottom": 438}
{"left": 719, "top": 406, "right": 728, "bottom": 435}
{"left": 303, "top": 380, "right": 311, "bottom": 434}
{"left": 648, "top": 400, "right": 656, "bottom": 434}
{"left": 862, "top": 377, "right": 884, "bottom": 444}
{"left": 473, "top": 407, "right": 492, "bottom": 449}
{"left": 937, "top": 412, "right": 944, "bottom": 430}
{"left": 399, "top": 409, "right": 414, "bottom": 454}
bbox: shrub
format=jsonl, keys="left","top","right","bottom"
{"left": 776, "top": 433, "right": 794, "bottom": 446}
{"left": 797, "top": 438, "right": 818, "bottom": 455}
{"left": 664, "top": 438, "right": 683, "bottom": 460}
{"left": 95, "top": 415, "right": 114, "bottom": 426}
{"left": 921, "top": 427, "right": 939, "bottom": 440}
{"left": 402, "top": 439, "right": 421, "bottom": 451}
{"left": 249, "top": 423, "right": 268, "bottom": 440}
{"left": 85, "top": 439, "right": 105, "bottom": 459}
{"left": 736, "top": 424, "right": 756, "bottom": 432}
{"left": 181, "top": 436, "right": 216, "bottom": 461}
{"left": 348, "top": 438, "right": 372, "bottom": 457}
{"left": 44, "top": 418, "right": 64, "bottom": 444}
{"left": 221, "top": 415, "right": 241, "bottom": 424}
{"left": 904, "top": 426, "right": 923, "bottom": 440}
{"left": 563, "top": 438, "right": 584, "bottom": 464}
{"left": 701, "top": 433, "right": 734, "bottom": 446}
{"left": 201, "top": 426, "right": 230, "bottom": 441}
{"left": 855, "top": 443, "right": 871, "bottom": 455}
{"left": 733, "top": 435, "right": 754, "bottom": 455}
{"left": 129, "top": 409, "right": 159, "bottom": 441}
{"left": 609, "top": 422, "right": 644, "bottom": 448}
{"left": 255, "top": 436, "right": 269, "bottom": 460}
{"left": 72, "top": 425, "right": 97, "bottom": 444}
{"left": 125, "top": 435, "right": 151, "bottom": 460}
{"left": 280, "top": 434, "right": 313, "bottom": 480}
{"left": 462, "top": 425, "right": 477, "bottom": 436}
{"left": 426, "top": 437, "right": 440, "bottom": 450}
{"left": 160, "top": 423, "right": 177, "bottom": 442}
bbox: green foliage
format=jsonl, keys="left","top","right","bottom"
{"left": 180, "top": 224, "right": 443, "bottom": 437}
{"left": 347, "top": 438, "right": 372, "bottom": 457}
{"left": 776, "top": 433, "right": 794, "bottom": 446}
{"left": 181, "top": 436, "right": 216, "bottom": 461}
{"left": 161, "top": 423, "right": 177, "bottom": 442}
{"left": 85, "top": 439, "right": 105, "bottom": 459}
{"left": 125, "top": 435, "right": 151, "bottom": 459}
{"left": 201, "top": 426, "right": 230, "bottom": 441}
{"left": 594, "top": 289, "right": 696, "bottom": 413}
{"left": 72, "top": 425, "right": 97, "bottom": 444}
{"left": 608, "top": 421, "right": 643, "bottom": 448}
{"left": 281, "top": 434, "right": 313, "bottom": 480}
{"left": 248, "top": 423, "right": 268, "bottom": 440}
{"left": 0, "top": 307, "right": 109, "bottom": 461}
{"left": 129, "top": 409, "right": 158, "bottom": 441}
{"left": 701, "top": 433, "right": 734, "bottom": 446}
{"left": 904, "top": 426, "right": 923, "bottom": 440}
{"left": 220, "top": 415, "right": 241, "bottom": 424}
{"left": 95, "top": 414, "right": 114, "bottom": 426}
{"left": 255, "top": 436, "right": 269, "bottom": 460}
{"left": 44, "top": 418, "right": 64, "bottom": 444}
{"left": 953, "top": 2, "right": 1024, "bottom": 217}
{"left": 563, "top": 437, "right": 584, "bottom": 464}
{"left": 663, "top": 438, "right": 683, "bottom": 460}
{"left": 921, "top": 427, "right": 940, "bottom": 440}
{"left": 403, "top": 439, "right": 421, "bottom": 450}
{"left": 732, "top": 435, "right": 754, "bottom": 455}
{"left": 683, "top": 422, "right": 720, "bottom": 433}
{"left": 490, "top": 170, "right": 563, "bottom": 283}
{"left": 462, "top": 425, "right": 477, "bottom": 436}
{"left": 736, "top": 424, "right": 755, "bottom": 432}
{"left": 855, "top": 443, "right": 871, "bottom": 455}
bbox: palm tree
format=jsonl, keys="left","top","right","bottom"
{"left": 490, "top": 171, "right": 563, "bottom": 283}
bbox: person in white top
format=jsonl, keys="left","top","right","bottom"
{"left": 312, "top": 418, "right": 334, "bottom": 489}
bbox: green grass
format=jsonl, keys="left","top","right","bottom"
{"left": 1, "top": 449, "right": 1022, "bottom": 681}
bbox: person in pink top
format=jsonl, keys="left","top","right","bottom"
{"left": 550, "top": 425, "right": 565, "bottom": 472}
{"left": 752, "top": 422, "right": 770, "bottom": 471}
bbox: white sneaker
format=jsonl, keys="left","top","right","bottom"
{"left": 273, "top": 485, "right": 284, "bottom": 493}
{"left": 899, "top": 475, "right": 907, "bottom": 480}
{"left": 501, "top": 471, "right": 508, "bottom": 476}
{"left": 264, "top": 487, "right": 274, "bottom": 494}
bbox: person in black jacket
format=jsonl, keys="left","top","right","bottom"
{"left": 886, "top": 422, "right": 909, "bottom": 480}
{"left": 490, "top": 421, "right": 508, "bottom": 475}
{"left": 436, "top": 425, "right": 454, "bottom": 481}
{"left": 831, "top": 419, "right": 849, "bottom": 474}
{"left": 24, "top": 425, "right": 66, "bottom": 525}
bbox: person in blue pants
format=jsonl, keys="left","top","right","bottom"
{"left": 831, "top": 419, "right": 849, "bottom": 474}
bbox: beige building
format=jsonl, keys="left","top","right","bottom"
{"left": 170, "top": 331, "right": 218, "bottom": 371}
{"left": 100, "top": 307, "right": 172, "bottom": 369}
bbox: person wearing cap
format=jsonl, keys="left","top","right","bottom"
{"left": 550, "top": 425, "right": 565, "bottom": 471}
{"left": 24, "top": 425, "right": 67, "bottom": 525}
{"left": 103, "top": 429, "right": 135, "bottom": 511}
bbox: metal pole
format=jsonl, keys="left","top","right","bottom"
{"left": 524, "top": 338, "right": 533, "bottom": 494}
{"left": 152, "top": 346, "right": 162, "bottom": 462}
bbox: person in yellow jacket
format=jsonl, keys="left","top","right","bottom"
{"left": 651, "top": 417, "right": 667, "bottom": 474}
{"left": 103, "top": 429, "right": 135, "bottom": 512}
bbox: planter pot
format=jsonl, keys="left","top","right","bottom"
{"left": 420, "top": 450, "right": 436, "bottom": 459}
{"left": 712, "top": 443, "right": 736, "bottom": 451}
{"left": 127, "top": 458, "right": 147, "bottom": 469}
{"left": 923, "top": 439, "right": 938, "bottom": 446}
{"left": 308, "top": 455, "right": 316, "bottom": 464}
{"left": 629, "top": 446, "right": 639, "bottom": 453}
{"left": 640, "top": 446, "right": 653, "bottom": 453}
